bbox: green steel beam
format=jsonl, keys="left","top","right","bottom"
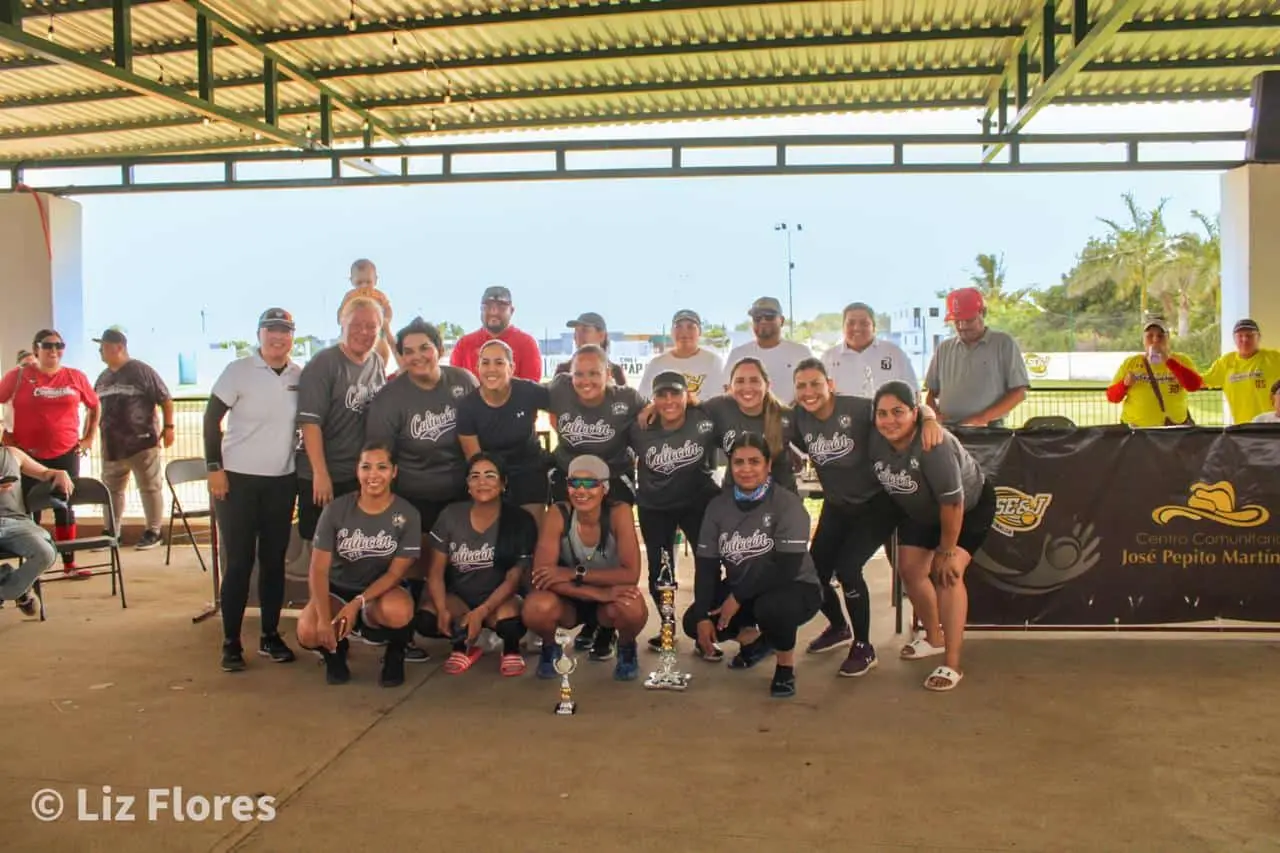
{"left": 319, "top": 93, "right": 332, "bottom": 147}
{"left": 1041, "top": 0, "right": 1057, "bottom": 79}
{"left": 984, "top": 0, "right": 1145, "bottom": 162}
{"left": 263, "top": 58, "right": 278, "bottom": 125}
{"left": 0, "top": 21, "right": 314, "bottom": 149}
{"left": 112, "top": 0, "right": 131, "bottom": 72}
{"left": 1073, "top": 0, "right": 1091, "bottom": 46}
{"left": 0, "top": 0, "right": 20, "bottom": 26}
{"left": 196, "top": 12, "right": 213, "bottom": 103}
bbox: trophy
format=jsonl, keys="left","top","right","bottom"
{"left": 552, "top": 629, "right": 578, "bottom": 715}
{"left": 644, "top": 549, "right": 691, "bottom": 691}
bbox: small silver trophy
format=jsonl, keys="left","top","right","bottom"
{"left": 644, "top": 549, "right": 691, "bottom": 691}
{"left": 552, "top": 628, "right": 578, "bottom": 715}
{"left": 861, "top": 365, "right": 876, "bottom": 399}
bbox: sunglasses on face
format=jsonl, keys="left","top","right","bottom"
{"left": 467, "top": 471, "right": 500, "bottom": 483}
{"left": 38, "top": 342, "right": 66, "bottom": 351}
{"left": 753, "top": 313, "right": 780, "bottom": 321}
{"left": 567, "top": 477, "right": 602, "bottom": 490}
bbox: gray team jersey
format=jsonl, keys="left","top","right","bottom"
{"left": 296, "top": 345, "right": 387, "bottom": 482}
{"left": 698, "top": 487, "right": 819, "bottom": 592}
{"left": 789, "top": 394, "right": 880, "bottom": 507}
{"left": 628, "top": 408, "right": 718, "bottom": 510}
{"left": 547, "top": 374, "right": 645, "bottom": 477}
{"left": 314, "top": 493, "right": 421, "bottom": 590}
{"left": 701, "top": 394, "right": 796, "bottom": 490}
{"left": 868, "top": 429, "right": 985, "bottom": 523}
{"left": 429, "top": 501, "right": 531, "bottom": 606}
{"left": 364, "top": 367, "right": 478, "bottom": 501}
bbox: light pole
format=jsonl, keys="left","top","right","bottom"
{"left": 774, "top": 222, "right": 801, "bottom": 337}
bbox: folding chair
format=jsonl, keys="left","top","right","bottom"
{"left": 164, "top": 458, "right": 212, "bottom": 573}
{"left": 33, "top": 477, "right": 126, "bottom": 608}
{"left": 1021, "top": 415, "right": 1076, "bottom": 431}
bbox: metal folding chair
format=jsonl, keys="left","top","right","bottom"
{"left": 33, "top": 477, "right": 126, "bottom": 608}
{"left": 165, "top": 458, "right": 212, "bottom": 573}
{"left": 1021, "top": 415, "right": 1076, "bottom": 430}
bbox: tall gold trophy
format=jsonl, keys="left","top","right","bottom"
{"left": 553, "top": 628, "right": 578, "bottom": 715}
{"left": 644, "top": 549, "right": 691, "bottom": 691}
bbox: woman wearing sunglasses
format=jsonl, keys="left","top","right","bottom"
{"left": 702, "top": 356, "right": 796, "bottom": 492}
{"left": 684, "top": 432, "right": 822, "bottom": 698}
{"left": 523, "top": 454, "right": 647, "bottom": 682}
{"left": 415, "top": 453, "right": 538, "bottom": 677}
{"left": 0, "top": 329, "right": 99, "bottom": 576}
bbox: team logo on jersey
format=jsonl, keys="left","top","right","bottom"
{"left": 992, "top": 487, "right": 1054, "bottom": 537}
{"left": 409, "top": 406, "right": 457, "bottom": 442}
{"left": 873, "top": 461, "right": 918, "bottom": 495}
{"left": 345, "top": 383, "right": 376, "bottom": 412}
{"left": 559, "top": 414, "right": 615, "bottom": 444}
{"left": 719, "top": 529, "right": 774, "bottom": 565}
{"left": 645, "top": 440, "right": 704, "bottom": 475}
{"left": 881, "top": 358, "right": 893, "bottom": 371}
{"left": 611, "top": 402, "right": 629, "bottom": 416}
{"left": 451, "top": 541, "right": 496, "bottom": 572}
{"left": 762, "top": 514, "right": 773, "bottom": 527}
{"left": 805, "top": 432, "right": 854, "bottom": 464}
{"left": 697, "top": 420, "right": 714, "bottom": 434}
{"left": 838, "top": 415, "right": 852, "bottom": 428}
{"left": 335, "top": 528, "right": 398, "bottom": 561}
{"left": 909, "top": 458, "right": 920, "bottom": 470}
{"left": 451, "top": 385, "right": 467, "bottom": 398}
{"left": 392, "top": 513, "right": 406, "bottom": 529}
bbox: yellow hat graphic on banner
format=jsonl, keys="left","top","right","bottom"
{"left": 1152, "top": 481, "right": 1270, "bottom": 527}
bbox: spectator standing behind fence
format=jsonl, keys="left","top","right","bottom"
{"left": 724, "top": 297, "right": 813, "bottom": 405}
{"left": 449, "top": 286, "right": 543, "bottom": 382}
{"left": 924, "top": 288, "right": 1029, "bottom": 427}
{"left": 1202, "top": 319, "right": 1280, "bottom": 424}
{"left": 1253, "top": 379, "right": 1280, "bottom": 424}
{"left": 554, "top": 312, "right": 627, "bottom": 385}
{"left": 92, "top": 329, "right": 173, "bottom": 550}
{"left": 1106, "top": 317, "right": 1204, "bottom": 427}
{"left": 821, "top": 302, "right": 917, "bottom": 397}
{"left": 2, "top": 349, "right": 36, "bottom": 447}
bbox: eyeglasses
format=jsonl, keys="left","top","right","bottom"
{"left": 567, "top": 477, "right": 602, "bottom": 490}
{"left": 467, "top": 471, "right": 500, "bottom": 483}
{"left": 38, "top": 342, "right": 66, "bottom": 351}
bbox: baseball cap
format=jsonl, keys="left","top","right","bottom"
{"left": 567, "top": 312, "right": 607, "bottom": 332}
{"left": 93, "top": 328, "right": 127, "bottom": 345}
{"left": 258, "top": 308, "right": 296, "bottom": 331}
{"left": 652, "top": 370, "right": 688, "bottom": 394}
{"left": 482, "top": 285, "right": 513, "bottom": 304}
{"left": 1143, "top": 316, "right": 1169, "bottom": 334}
{"left": 671, "top": 309, "right": 702, "bottom": 327}
{"left": 944, "top": 287, "right": 985, "bottom": 322}
{"left": 1233, "top": 318, "right": 1261, "bottom": 334}
{"left": 567, "top": 454, "right": 610, "bottom": 481}
{"left": 749, "top": 296, "right": 783, "bottom": 317}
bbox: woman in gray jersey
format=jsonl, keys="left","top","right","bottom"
{"left": 870, "top": 381, "right": 995, "bottom": 692}
{"left": 525, "top": 454, "right": 648, "bottom": 682}
{"left": 685, "top": 433, "right": 822, "bottom": 699}
{"left": 415, "top": 453, "right": 538, "bottom": 677}
{"left": 790, "top": 357, "right": 943, "bottom": 678}
{"left": 628, "top": 370, "right": 720, "bottom": 652}
{"left": 295, "top": 441, "right": 421, "bottom": 689}
{"left": 702, "top": 356, "right": 797, "bottom": 492}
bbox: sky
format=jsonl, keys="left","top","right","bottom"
{"left": 66, "top": 100, "right": 1249, "bottom": 365}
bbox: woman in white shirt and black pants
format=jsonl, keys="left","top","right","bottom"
{"left": 203, "top": 309, "right": 304, "bottom": 674}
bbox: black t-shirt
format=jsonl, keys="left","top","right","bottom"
{"left": 456, "top": 379, "right": 551, "bottom": 477}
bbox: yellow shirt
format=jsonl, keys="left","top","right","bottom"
{"left": 1113, "top": 353, "right": 1196, "bottom": 428}
{"left": 1203, "top": 349, "right": 1280, "bottom": 424}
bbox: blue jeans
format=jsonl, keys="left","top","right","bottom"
{"left": 0, "top": 516, "right": 56, "bottom": 601}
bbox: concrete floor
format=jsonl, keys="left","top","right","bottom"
{"left": 2, "top": 543, "right": 1278, "bottom": 853}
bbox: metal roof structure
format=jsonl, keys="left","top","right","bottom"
{"left": 1, "top": 1, "right": 1276, "bottom": 189}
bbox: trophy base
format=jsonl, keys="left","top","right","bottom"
{"left": 643, "top": 671, "right": 692, "bottom": 691}
{"left": 554, "top": 700, "right": 577, "bottom": 715}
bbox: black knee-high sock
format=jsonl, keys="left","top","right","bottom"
{"left": 321, "top": 637, "right": 349, "bottom": 663}
{"left": 386, "top": 624, "right": 412, "bottom": 654}
{"left": 494, "top": 617, "right": 524, "bottom": 655}
{"left": 844, "top": 584, "right": 871, "bottom": 643}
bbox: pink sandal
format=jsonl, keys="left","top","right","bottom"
{"left": 500, "top": 653, "right": 526, "bottom": 677}
{"left": 444, "top": 647, "right": 483, "bottom": 674}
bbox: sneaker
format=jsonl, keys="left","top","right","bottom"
{"left": 135, "top": 530, "right": 163, "bottom": 551}
{"left": 589, "top": 629, "right": 616, "bottom": 662}
{"left": 258, "top": 634, "right": 296, "bottom": 663}
{"left": 693, "top": 643, "right": 724, "bottom": 662}
{"left": 728, "top": 636, "right": 775, "bottom": 670}
{"left": 221, "top": 640, "right": 246, "bottom": 673}
{"left": 574, "top": 627, "right": 596, "bottom": 652}
{"left": 380, "top": 645, "right": 406, "bottom": 688}
{"left": 646, "top": 634, "right": 664, "bottom": 653}
{"left": 536, "top": 642, "right": 562, "bottom": 679}
{"left": 770, "top": 667, "right": 797, "bottom": 698}
{"left": 838, "top": 641, "right": 879, "bottom": 678}
{"left": 324, "top": 640, "right": 351, "bottom": 685}
{"left": 806, "top": 623, "right": 853, "bottom": 654}
{"left": 15, "top": 588, "right": 41, "bottom": 619}
{"left": 404, "top": 643, "right": 430, "bottom": 663}
{"left": 613, "top": 641, "right": 639, "bottom": 681}
{"left": 350, "top": 624, "right": 387, "bottom": 646}
{"left": 522, "top": 631, "right": 544, "bottom": 655}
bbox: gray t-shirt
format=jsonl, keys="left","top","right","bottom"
{"left": 296, "top": 345, "right": 387, "bottom": 482}
{"left": 0, "top": 447, "right": 25, "bottom": 520}
{"left": 924, "top": 329, "right": 1029, "bottom": 426}
{"left": 698, "top": 487, "right": 819, "bottom": 592}
{"left": 429, "top": 501, "right": 532, "bottom": 606}
{"left": 314, "top": 493, "right": 421, "bottom": 590}
{"left": 628, "top": 408, "right": 718, "bottom": 510}
{"left": 701, "top": 395, "right": 796, "bottom": 491}
{"left": 789, "top": 394, "right": 880, "bottom": 507}
{"left": 364, "top": 367, "right": 478, "bottom": 501}
{"left": 547, "top": 374, "right": 645, "bottom": 478}
{"left": 868, "top": 429, "right": 984, "bottom": 523}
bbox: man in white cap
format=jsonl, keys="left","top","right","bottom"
{"left": 724, "top": 297, "right": 812, "bottom": 404}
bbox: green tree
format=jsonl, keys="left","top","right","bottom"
{"left": 703, "top": 323, "right": 731, "bottom": 349}
{"left": 216, "top": 339, "right": 253, "bottom": 357}
{"left": 1068, "top": 192, "right": 1171, "bottom": 320}
{"left": 437, "top": 321, "right": 466, "bottom": 340}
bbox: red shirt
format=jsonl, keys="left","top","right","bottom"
{"left": 449, "top": 325, "right": 543, "bottom": 382}
{"left": 0, "top": 366, "right": 99, "bottom": 459}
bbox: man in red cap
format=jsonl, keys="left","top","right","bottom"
{"left": 924, "top": 287, "right": 1029, "bottom": 427}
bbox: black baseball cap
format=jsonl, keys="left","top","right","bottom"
{"left": 1234, "top": 318, "right": 1261, "bottom": 334}
{"left": 93, "top": 328, "right": 127, "bottom": 345}
{"left": 652, "top": 371, "right": 688, "bottom": 394}
{"left": 671, "top": 309, "right": 702, "bottom": 327}
{"left": 258, "top": 308, "right": 296, "bottom": 331}
{"left": 482, "top": 285, "right": 513, "bottom": 304}
{"left": 567, "top": 312, "right": 607, "bottom": 332}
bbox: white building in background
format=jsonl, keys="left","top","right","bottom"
{"left": 887, "top": 305, "right": 949, "bottom": 381}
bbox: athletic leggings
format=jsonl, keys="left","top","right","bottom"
{"left": 22, "top": 448, "right": 80, "bottom": 563}
{"left": 637, "top": 499, "right": 710, "bottom": 610}
{"left": 681, "top": 580, "right": 821, "bottom": 653}
{"left": 809, "top": 493, "right": 902, "bottom": 643}
{"left": 216, "top": 471, "right": 297, "bottom": 642}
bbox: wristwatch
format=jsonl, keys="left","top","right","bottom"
{"left": 573, "top": 565, "right": 587, "bottom": 586}
{"left": 206, "top": 462, "right": 223, "bottom": 473}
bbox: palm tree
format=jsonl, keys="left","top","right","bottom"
{"left": 968, "top": 252, "right": 1008, "bottom": 301}
{"left": 1153, "top": 210, "right": 1220, "bottom": 338}
{"left": 1068, "top": 192, "right": 1171, "bottom": 318}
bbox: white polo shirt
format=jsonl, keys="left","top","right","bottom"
{"left": 821, "top": 339, "right": 919, "bottom": 398}
{"left": 724, "top": 339, "right": 813, "bottom": 404}
{"left": 211, "top": 352, "right": 302, "bottom": 476}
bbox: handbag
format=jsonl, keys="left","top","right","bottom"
{"left": 1141, "top": 357, "right": 1194, "bottom": 426}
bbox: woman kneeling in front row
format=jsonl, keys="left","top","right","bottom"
{"left": 869, "top": 381, "right": 996, "bottom": 691}
{"left": 523, "top": 454, "right": 649, "bottom": 682}
{"left": 684, "top": 433, "right": 822, "bottom": 698}
{"left": 415, "top": 453, "right": 537, "bottom": 677}
{"left": 297, "top": 441, "right": 420, "bottom": 687}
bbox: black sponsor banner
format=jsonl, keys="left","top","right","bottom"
{"left": 961, "top": 425, "right": 1280, "bottom": 626}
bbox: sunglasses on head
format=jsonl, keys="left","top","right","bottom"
{"left": 567, "top": 477, "right": 602, "bottom": 490}
{"left": 38, "top": 341, "right": 65, "bottom": 351}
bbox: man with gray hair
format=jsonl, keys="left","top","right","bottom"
{"left": 821, "top": 302, "right": 917, "bottom": 397}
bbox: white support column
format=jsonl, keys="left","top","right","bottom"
{"left": 1221, "top": 163, "right": 1280, "bottom": 351}
{"left": 0, "top": 192, "right": 86, "bottom": 370}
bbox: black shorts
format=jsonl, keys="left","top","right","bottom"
{"left": 297, "top": 478, "right": 358, "bottom": 541}
{"left": 403, "top": 495, "right": 461, "bottom": 535}
{"left": 896, "top": 480, "right": 998, "bottom": 556}
{"left": 329, "top": 579, "right": 412, "bottom": 633}
{"left": 548, "top": 469, "right": 636, "bottom": 505}
{"left": 506, "top": 468, "right": 550, "bottom": 506}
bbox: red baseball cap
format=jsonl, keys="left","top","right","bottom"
{"left": 945, "top": 287, "right": 985, "bottom": 322}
